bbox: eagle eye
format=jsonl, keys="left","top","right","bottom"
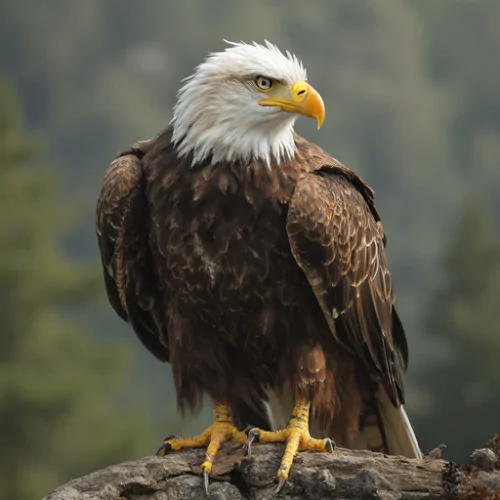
{"left": 254, "top": 76, "right": 273, "bottom": 91}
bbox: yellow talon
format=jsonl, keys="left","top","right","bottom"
{"left": 156, "top": 402, "right": 247, "bottom": 493}
{"left": 160, "top": 428, "right": 211, "bottom": 452}
{"left": 246, "top": 396, "right": 334, "bottom": 492}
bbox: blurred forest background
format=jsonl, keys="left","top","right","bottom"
{"left": 1, "top": 1, "right": 500, "bottom": 498}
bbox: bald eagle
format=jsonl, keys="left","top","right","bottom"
{"left": 96, "top": 41, "right": 422, "bottom": 492}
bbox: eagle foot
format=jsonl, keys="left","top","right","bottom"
{"left": 245, "top": 396, "right": 335, "bottom": 492}
{"left": 156, "top": 403, "right": 247, "bottom": 494}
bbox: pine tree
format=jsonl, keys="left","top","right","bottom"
{"left": 415, "top": 202, "right": 500, "bottom": 462}
{"left": 0, "top": 79, "right": 153, "bottom": 500}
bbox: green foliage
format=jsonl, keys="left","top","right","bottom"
{"left": 414, "top": 202, "right": 500, "bottom": 462}
{"left": 0, "top": 80, "right": 154, "bottom": 500}
{"left": 413, "top": 1, "right": 500, "bottom": 218}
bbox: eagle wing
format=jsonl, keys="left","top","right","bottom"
{"left": 96, "top": 148, "right": 168, "bottom": 362}
{"left": 286, "top": 164, "right": 407, "bottom": 405}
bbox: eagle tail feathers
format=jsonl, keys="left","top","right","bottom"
{"left": 377, "top": 389, "right": 422, "bottom": 459}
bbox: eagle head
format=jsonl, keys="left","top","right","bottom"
{"left": 171, "top": 41, "right": 325, "bottom": 166}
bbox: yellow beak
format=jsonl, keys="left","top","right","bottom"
{"left": 258, "top": 81, "right": 325, "bottom": 129}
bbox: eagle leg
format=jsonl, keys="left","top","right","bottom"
{"left": 156, "top": 401, "right": 247, "bottom": 494}
{"left": 246, "top": 395, "right": 335, "bottom": 492}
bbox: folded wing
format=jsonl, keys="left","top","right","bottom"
{"left": 286, "top": 164, "right": 407, "bottom": 407}
{"left": 96, "top": 152, "right": 167, "bottom": 362}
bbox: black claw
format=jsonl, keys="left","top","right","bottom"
{"left": 250, "top": 429, "right": 260, "bottom": 443}
{"left": 325, "top": 437, "right": 336, "bottom": 453}
{"left": 155, "top": 435, "right": 181, "bottom": 456}
{"left": 203, "top": 469, "right": 210, "bottom": 495}
{"left": 242, "top": 424, "right": 254, "bottom": 436}
{"left": 275, "top": 477, "right": 286, "bottom": 493}
{"left": 156, "top": 443, "right": 168, "bottom": 456}
{"left": 244, "top": 429, "right": 259, "bottom": 457}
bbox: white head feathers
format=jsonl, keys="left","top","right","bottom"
{"left": 171, "top": 41, "right": 310, "bottom": 166}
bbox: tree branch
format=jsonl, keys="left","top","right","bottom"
{"left": 43, "top": 444, "right": 500, "bottom": 499}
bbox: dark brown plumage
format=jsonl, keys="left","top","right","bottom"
{"left": 96, "top": 127, "right": 411, "bottom": 451}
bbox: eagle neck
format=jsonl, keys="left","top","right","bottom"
{"left": 171, "top": 110, "right": 298, "bottom": 168}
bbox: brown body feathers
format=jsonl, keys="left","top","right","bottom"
{"left": 96, "top": 127, "right": 409, "bottom": 449}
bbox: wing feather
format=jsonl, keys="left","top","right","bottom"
{"left": 287, "top": 165, "right": 406, "bottom": 405}
{"left": 96, "top": 152, "right": 168, "bottom": 362}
